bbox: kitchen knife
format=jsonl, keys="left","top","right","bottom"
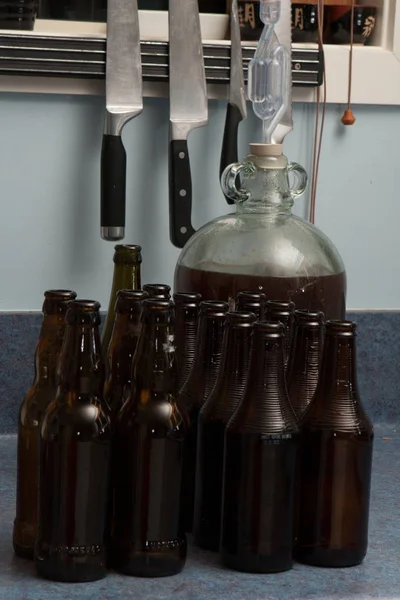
{"left": 101, "top": 0, "right": 143, "bottom": 241}
{"left": 169, "top": 0, "right": 208, "bottom": 249}
{"left": 220, "top": 0, "right": 247, "bottom": 205}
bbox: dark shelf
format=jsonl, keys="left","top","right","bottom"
{"left": 0, "top": 34, "right": 323, "bottom": 86}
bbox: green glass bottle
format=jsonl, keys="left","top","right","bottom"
{"left": 102, "top": 245, "right": 142, "bottom": 357}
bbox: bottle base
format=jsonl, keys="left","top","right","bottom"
{"left": 35, "top": 554, "right": 107, "bottom": 583}
{"left": 294, "top": 546, "right": 366, "bottom": 568}
{"left": 13, "top": 521, "right": 36, "bottom": 560}
{"left": 13, "top": 543, "right": 34, "bottom": 561}
{"left": 116, "top": 554, "right": 186, "bottom": 578}
{"left": 221, "top": 549, "right": 292, "bottom": 574}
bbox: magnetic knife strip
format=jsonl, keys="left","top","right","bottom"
{"left": 0, "top": 34, "right": 323, "bottom": 87}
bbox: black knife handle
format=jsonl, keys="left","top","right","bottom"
{"left": 169, "top": 139, "right": 196, "bottom": 249}
{"left": 101, "top": 133, "right": 126, "bottom": 237}
{"left": 220, "top": 103, "right": 243, "bottom": 205}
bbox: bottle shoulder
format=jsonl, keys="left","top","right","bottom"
{"left": 19, "top": 385, "right": 57, "bottom": 427}
{"left": 303, "top": 394, "right": 374, "bottom": 436}
{"left": 41, "top": 395, "right": 112, "bottom": 441}
{"left": 118, "top": 392, "right": 188, "bottom": 436}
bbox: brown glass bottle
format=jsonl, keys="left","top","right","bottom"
{"left": 111, "top": 300, "right": 187, "bottom": 577}
{"left": 102, "top": 245, "right": 142, "bottom": 356}
{"left": 142, "top": 283, "right": 171, "bottom": 299}
{"left": 194, "top": 312, "right": 255, "bottom": 551}
{"left": 236, "top": 291, "right": 266, "bottom": 321}
{"left": 13, "top": 290, "right": 77, "bottom": 560}
{"left": 104, "top": 289, "right": 149, "bottom": 420}
{"left": 286, "top": 310, "right": 324, "bottom": 422}
{"left": 295, "top": 321, "right": 374, "bottom": 568}
{"left": 179, "top": 300, "right": 229, "bottom": 532}
{"left": 221, "top": 322, "right": 299, "bottom": 573}
{"left": 265, "top": 300, "right": 295, "bottom": 369}
{"left": 173, "top": 292, "right": 202, "bottom": 390}
{"left": 35, "top": 300, "right": 111, "bottom": 583}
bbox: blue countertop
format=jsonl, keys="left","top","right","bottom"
{"left": 1, "top": 430, "right": 399, "bottom": 600}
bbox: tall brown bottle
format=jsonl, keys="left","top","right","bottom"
{"left": 142, "top": 283, "right": 171, "bottom": 299}
{"left": 35, "top": 301, "right": 111, "bottom": 582}
{"left": 194, "top": 312, "right": 256, "bottom": 551}
{"left": 111, "top": 300, "right": 188, "bottom": 577}
{"left": 286, "top": 309, "right": 324, "bottom": 421}
{"left": 173, "top": 292, "right": 202, "bottom": 390}
{"left": 104, "top": 289, "right": 149, "bottom": 419}
{"left": 179, "top": 300, "right": 229, "bottom": 532}
{"left": 236, "top": 291, "right": 266, "bottom": 321}
{"left": 295, "top": 320, "right": 374, "bottom": 568}
{"left": 221, "top": 322, "right": 299, "bottom": 573}
{"left": 265, "top": 300, "right": 295, "bottom": 368}
{"left": 13, "top": 289, "right": 77, "bottom": 560}
{"left": 102, "top": 245, "right": 142, "bottom": 356}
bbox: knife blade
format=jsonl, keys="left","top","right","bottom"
{"left": 169, "top": 0, "right": 208, "bottom": 249}
{"left": 220, "top": 0, "right": 247, "bottom": 205}
{"left": 101, "top": 0, "right": 143, "bottom": 241}
{"left": 271, "top": 0, "right": 293, "bottom": 144}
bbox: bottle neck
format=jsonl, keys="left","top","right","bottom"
{"left": 317, "top": 335, "right": 359, "bottom": 400}
{"left": 187, "top": 315, "right": 225, "bottom": 398}
{"left": 248, "top": 335, "right": 287, "bottom": 398}
{"left": 58, "top": 323, "right": 104, "bottom": 398}
{"left": 220, "top": 325, "right": 253, "bottom": 378}
{"left": 34, "top": 313, "right": 67, "bottom": 386}
{"left": 132, "top": 320, "right": 176, "bottom": 397}
{"left": 108, "top": 310, "right": 142, "bottom": 383}
{"left": 237, "top": 168, "right": 294, "bottom": 216}
{"left": 288, "top": 326, "right": 323, "bottom": 379}
{"left": 232, "top": 333, "right": 298, "bottom": 434}
{"left": 110, "top": 263, "right": 141, "bottom": 299}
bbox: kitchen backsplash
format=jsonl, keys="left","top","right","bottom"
{"left": 0, "top": 311, "right": 398, "bottom": 433}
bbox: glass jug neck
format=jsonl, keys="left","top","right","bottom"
{"left": 238, "top": 164, "right": 294, "bottom": 215}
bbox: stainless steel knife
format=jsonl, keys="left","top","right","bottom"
{"left": 169, "top": 0, "right": 208, "bottom": 249}
{"left": 220, "top": 0, "right": 247, "bottom": 205}
{"left": 101, "top": 0, "right": 143, "bottom": 241}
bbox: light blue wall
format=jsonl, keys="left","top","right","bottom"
{"left": 0, "top": 93, "right": 397, "bottom": 310}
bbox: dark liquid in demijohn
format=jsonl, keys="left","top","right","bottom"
{"left": 174, "top": 266, "right": 346, "bottom": 320}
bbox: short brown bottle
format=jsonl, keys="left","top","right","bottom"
{"left": 111, "top": 300, "right": 187, "bottom": 577}
{"left": 295, "top": 320, "right": 374, "bottom": 568}
{"left": 13, "top": 289, "right": 77, "bottom": 560}
{"left": 221, "top": 322, "right": 299, "bottom": 573}
{"left": 179, "top": 300, "right": 229, "bottom": 532}
{"left": 143, "top": 283, "right": 171, "bottom": 299}
{"left": 102, "top": 245, "right": 142, "bottom": 357}
{"left": 173, "top": 292, "right": 202, "bottom": 390}
{"left": 265, "top": 300, "right": 295, "bottom": 369}
{"left": 104, "top": 289, "right": 149, "bottom": 420}
{"left": 35, "top": 300, "right": 111, "bottom": 583}
{"left": 194, "top": 312, "right": 256, "bottom": 551}
{"left": 286, "top": 309, "right": 324, "bottom": 421}
{"left": 236, "top": 291, "right": 266, "bottom": 321}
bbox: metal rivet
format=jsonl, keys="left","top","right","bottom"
{"left": 180, "top": 189, "right": 187, "bottom": 197}
{"left": 294, "top": 63, "right": 301, "bottom": 71}
{"left": 179, "top": 152, "right": 186, "bottom": 159}
{"left": 180, "top": 227, "right": 187, "bottom": 234}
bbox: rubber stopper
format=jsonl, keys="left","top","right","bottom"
{"left": 341, "top": 109, "right": 356, "bottom": 126}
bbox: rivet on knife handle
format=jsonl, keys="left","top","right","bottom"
{"left": 169, "top": 139, "right": 195, "bottom": 249}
